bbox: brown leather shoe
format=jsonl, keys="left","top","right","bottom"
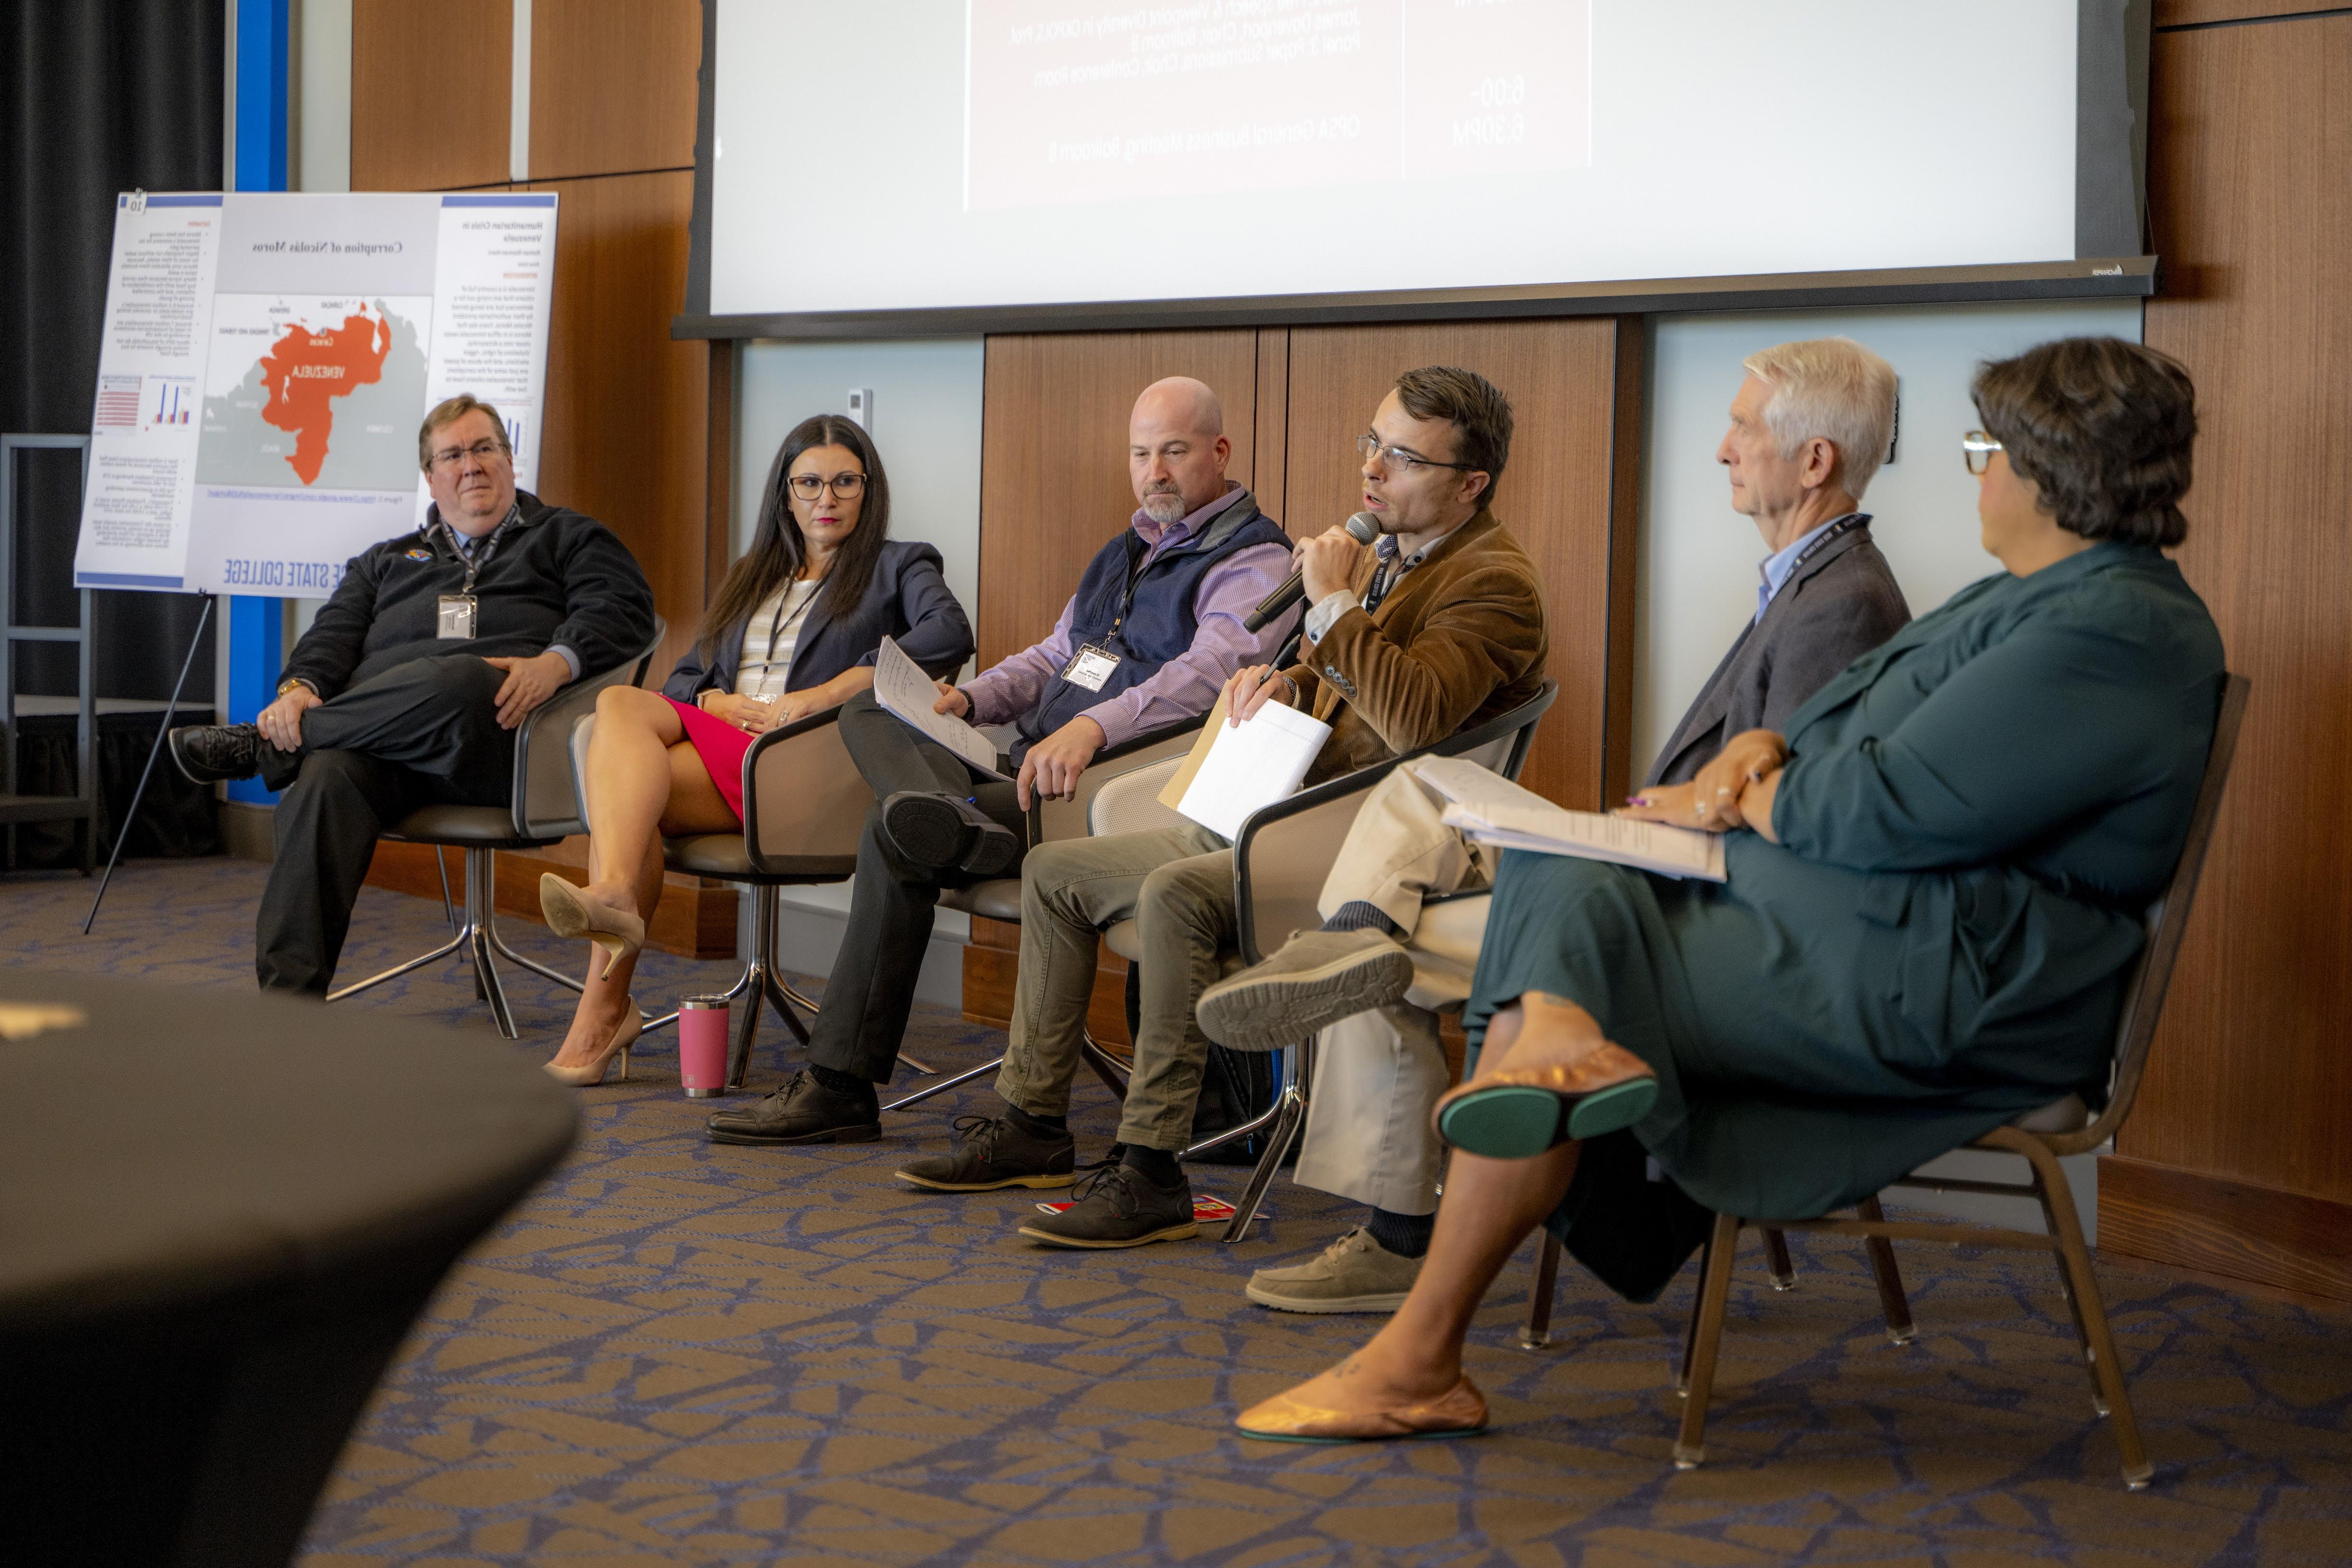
{"left": 1433, "top": 1037, "right": 1657, "bottom": 1158}
{"left": 1236, "top": 1374, "right": 1487, "bottom": 1444}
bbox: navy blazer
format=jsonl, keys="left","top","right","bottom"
{"left": 662, "top": 539, "right": 973, "bottom": 703}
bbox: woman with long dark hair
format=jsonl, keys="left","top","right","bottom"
{"left": 536, "top": 414, "right": 972, "bottom": 1084}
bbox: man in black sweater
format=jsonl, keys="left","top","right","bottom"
{"left": 170, "top": 395, "right": 656, "bottom": 993}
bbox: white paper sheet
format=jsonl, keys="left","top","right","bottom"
{"left": 874, "top": 635, "right": 1010, "bottom": 780}
{"left": 1414, "top": 756, "right": 1728, "bottom": 882}
{"left": 1175, "top": 701, "right": 1332, "bottom": 841}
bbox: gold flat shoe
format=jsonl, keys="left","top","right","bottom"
{"left": 544, "top": 997, "right": 641, "bottom": 1087}
{"left": 1434, "top": 1038, "right": 1658, "bottom": 1158}
{"left": 539, "top": 873, "right": 646, "bottom": 980}
{"left": 1236, "top": 1374, "right": 1487, "bottom": 1444}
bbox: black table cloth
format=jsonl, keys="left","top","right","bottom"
{"left": 0, "top": 972, "right": 577, "bottom": 1567}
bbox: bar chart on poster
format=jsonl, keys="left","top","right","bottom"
{"left": 72, "top": 191, "right": 558, "bottom": 597}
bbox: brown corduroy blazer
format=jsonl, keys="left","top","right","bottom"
{"left": 1284, "top": 508, "right": 1550, "bottom": 787}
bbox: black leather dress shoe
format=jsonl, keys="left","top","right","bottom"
{"left": 880, "top": 791, "right": 1019, "bottom": 876}
{"left": 168, "top": 724, "right": 265, "bottom": 785}
{"left": 704, "top": 1069, "right": 881, "bottom": 1146}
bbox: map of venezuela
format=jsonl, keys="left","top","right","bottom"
{"left": 259, "top": 310, "right": 391, "bottom": 483}
{"left": 197, "top": 296, "right": 428, "bottom": 492}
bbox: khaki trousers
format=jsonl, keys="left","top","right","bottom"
{"left": 994, "top": 822, "right": 1234, "bottom": 1152}
{"left": 1315, "top": 766, "right": 1494, "bottom": 934}
{"left": 1294, "top": 766, "right": 1497, "bottom": 1214}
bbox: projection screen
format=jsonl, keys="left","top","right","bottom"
{"left": 679, "top": 0, "right": 2152, "bottom": 338}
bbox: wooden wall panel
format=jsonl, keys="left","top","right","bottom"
{"left": 975, "top": 332, "right": 1267, "bottom": 667}
{"left": 350, "top": 0, "right": 510, "bottom": 192}
{"left": 1278, "top": 319, "right": 1638, "bottom": 810}
{"left": 2122, "top": 15, "right": 2352, "bottom": 1268}
{"left": 2154, "top": 1, "right": 2320, "bottom": 25}
{"left": 526, "top": 171, "right": 710, "bottom": 679}
{"left": 530, "top": 0, "right": 701, "bottom": 180}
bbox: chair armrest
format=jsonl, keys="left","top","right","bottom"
{"left": 1088, "top": 756, "right": 1190, "bottom": 838}
{"left": 741, "top": 705, "right": 869, "bottom": 877}
{"left": 1227, "top": 680, "right": 1556, "bottom": 963}
{"left": 514, "top": 616, "right": 666, "bottom": 838}
{"left": 1032, "top": 714, "right": 1207, "bottom": 844}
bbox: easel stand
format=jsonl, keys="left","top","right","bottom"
{"left": 82, "top": 592, "right": 214, "bottom": 933}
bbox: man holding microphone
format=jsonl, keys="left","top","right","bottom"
{"left": 892, "top": 365, "right": 1552, "bottom": 1252}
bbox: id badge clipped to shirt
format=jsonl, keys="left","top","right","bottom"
{"left": 1062, "top": 643, "right": 1121, "bottom": 693}
{"left": 436, "top": 594, "right": 478, "bottom": 640}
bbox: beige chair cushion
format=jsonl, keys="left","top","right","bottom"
{"left": 1089, "top": 757, "right": 1191, "bottom": 838}
{"left": 2009, "top": 1094, "right": 2092, "bottom": 1134}
{"left": 665, "top": 833, "right": 753, "bottom": 878}
{"left": 943, "top": 879, "right": 1025, "bottom": 922}
{"left": 386, "top": 805, "right": 545, "bottom": 847}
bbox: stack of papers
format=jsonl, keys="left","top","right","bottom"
{"left": 873, "top": 636, "right": 1010, "bottom": 781}
{"left": 1162, "top": 696, "right": 1333, "bottom": 840}
{"left": 1414, "top": 757, "right": 1728, "bottom": 882}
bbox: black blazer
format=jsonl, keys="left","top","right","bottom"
{"left": 662, "top": 539, "right": 973, "bottom": 704}
{"left": 1646, "top": 520, "right": 1911, "bottom": 788}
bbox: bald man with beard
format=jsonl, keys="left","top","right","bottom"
{"left": 706, "top": 377, "right": 1298, "bottom": 1148}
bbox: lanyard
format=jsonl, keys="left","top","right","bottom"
{"left": 437, "top": 506, "right": 520, "bottom": 596}
{"left": 1106, "top": 530, "right": 1162, "bottom": 644}
{"left": 1785, "top": 513, "right": 1866, "bottom": 577}
{"left": 741, "top": 578, "right": 820, "bottom": 692}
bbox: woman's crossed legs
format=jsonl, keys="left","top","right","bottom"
{"left": 546, "top": 685, "right": 740, "bottom": 1069}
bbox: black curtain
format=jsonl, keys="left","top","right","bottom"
{"left": 2, "top": 0, "right": 224, "bottom": 702}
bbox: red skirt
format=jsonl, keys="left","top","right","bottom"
{"left": 667, "top": 695, "right": 753, "bottom": 824}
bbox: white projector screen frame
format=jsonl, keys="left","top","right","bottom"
{"left": 677, "top": 0, "right": 2153, "bottom": 341}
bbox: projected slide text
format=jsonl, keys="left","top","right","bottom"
{"left": 965, "top": 0, "right": 1592, "bottom": 210}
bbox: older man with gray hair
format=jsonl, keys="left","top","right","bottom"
{"left": 1196, "top": 337, "right": 1911, "bottom": 1314}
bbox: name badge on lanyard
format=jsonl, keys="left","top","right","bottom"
{"left": 1062, "top": 643, "right": 1121, "bottom": 692}
{"left": 437, "top": 594, "right": 478, "bottom": 639}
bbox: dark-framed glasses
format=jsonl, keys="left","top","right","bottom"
{"left": 1962, "top": 431, "right": 2005, "bottom": 475}
{"left": 788, "top": 472, "right": 867, "bottom": 500}
{"left": 430, "top": 438, "right": 508, "bottom": 470}
{"left": 1356, "top": 432, "right": 1474, "bottom": 473}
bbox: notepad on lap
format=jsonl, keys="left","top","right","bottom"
{"left": 874, "top": 635, "right": 1010, "bottom": 781}
{"left": 1170, "top": 701, "right": 1332, "bottom": 841}
{"left": 1414, "top": 756, "right": 1728, "bottom": 882}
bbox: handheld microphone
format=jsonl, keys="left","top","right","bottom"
{"left": 1244, "top": 511, "right": 1380, "bottom": 632}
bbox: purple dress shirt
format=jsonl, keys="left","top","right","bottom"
{"left": 961, "top": 482, "right": 1296, "bottom": 748}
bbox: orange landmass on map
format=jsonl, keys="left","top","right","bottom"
{"left": 258, "top": 311, "right": 391, "bottom": 485}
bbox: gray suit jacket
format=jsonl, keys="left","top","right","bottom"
{"left": 1645, "top": 520, "right": 1911, "bottom": 788}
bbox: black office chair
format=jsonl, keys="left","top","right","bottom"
{"left": 325, "top": 621, "right": 665, "bottom": 1036}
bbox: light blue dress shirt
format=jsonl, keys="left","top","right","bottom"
{"left": 1754, "top": 513, "right": 1861, "bottom": 625}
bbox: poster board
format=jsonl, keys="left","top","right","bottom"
{"left": 72, "top": 190, "right": 558, "bottom": 597}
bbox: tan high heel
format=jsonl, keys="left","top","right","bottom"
{"left": 539, "top": 873, "right": 645, "bottom": 980}
{"left": 544, "top": 998, "right": 642, "bottom": 1086}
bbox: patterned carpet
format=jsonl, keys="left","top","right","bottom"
{"left": 5, "top": 858, "right": 2349, "bottom": 1566}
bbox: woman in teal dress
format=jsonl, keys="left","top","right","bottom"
{"left": 1237, "top": 337, "right": 2227, "bottom": 1443}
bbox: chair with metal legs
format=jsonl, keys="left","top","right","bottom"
{"left": 1079, "top": 681, "right": 1559, "bottom": 1240}
{"left": 1517, "top": 673, "right": 2247, "bottom": 1489}
{"left": 878, "top": 716, "right": 1213, "bottom": 1114}
{"left": 325, "top": 622, "right": 665, "bottom": 1035}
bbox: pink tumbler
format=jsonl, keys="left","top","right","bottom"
{"left": 679, "top": 996, "right": 730, "bottom": 1098}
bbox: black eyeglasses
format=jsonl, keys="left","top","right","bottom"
{"left": 787, "top": 472, "right": 867, "bottom": 500}
{"left": 1357, "top": 432, "right": 1473, "bottom": 473}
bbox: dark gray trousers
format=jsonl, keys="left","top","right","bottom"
{"left": 804, "top": 689, "right": 1028, "bottom": 1082}
{"left": 256, "top": 655, "right": 516, "bottom": 994}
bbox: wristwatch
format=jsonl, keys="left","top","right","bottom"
{"left": 276, "top": 677, "right": 313, "bottom": 698}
